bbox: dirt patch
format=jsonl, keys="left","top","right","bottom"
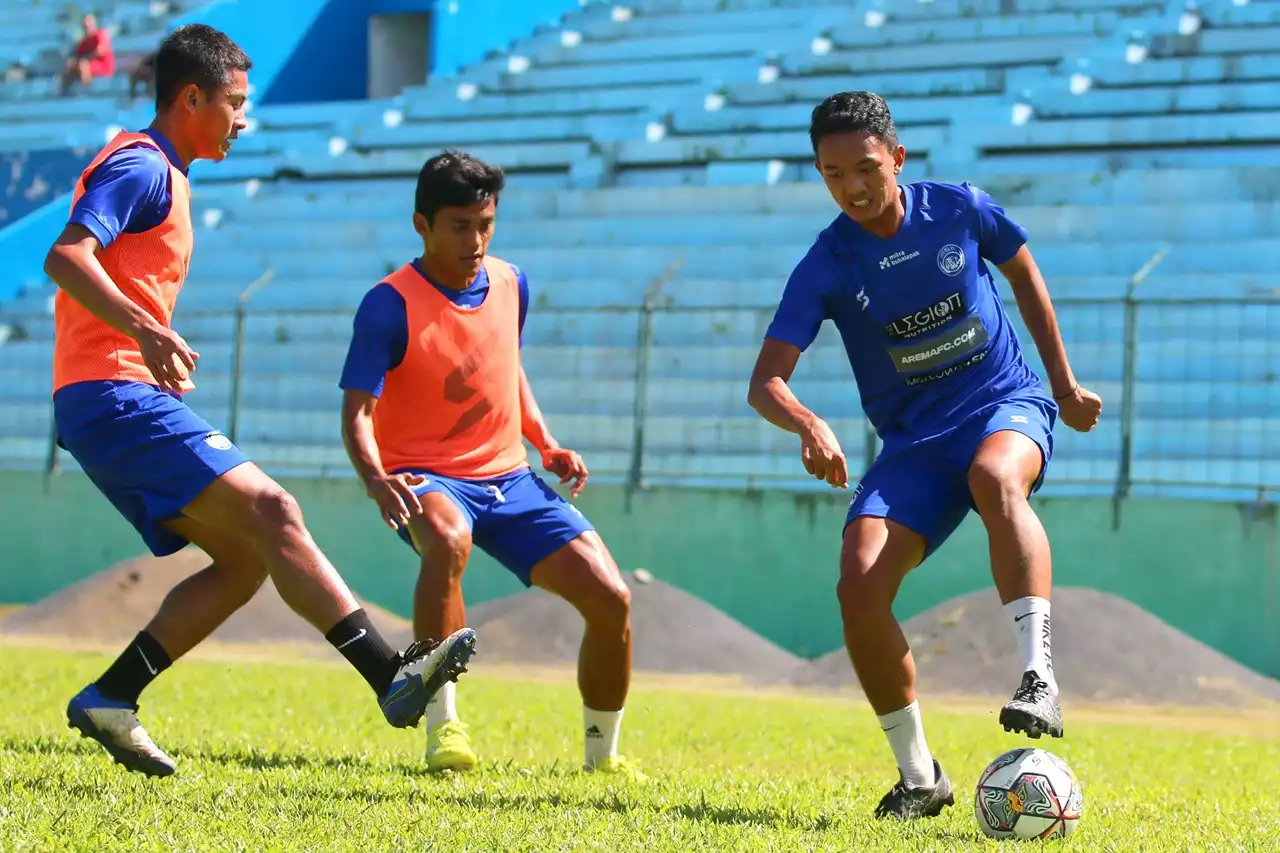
{"left": 0, "top": 556, "right": 802, "bottom": 685}
{"left": 794, "top": 587, "right": 1280, "bottom": 708}
{"left": 0, "top": 549, "right": 412, "bottom": 653}
{"left": 465, "top": 571, "right": 804, "bottom": 685}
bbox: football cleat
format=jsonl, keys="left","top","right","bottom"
{"left": 66, "top": 684, "right": 176, "bottom": 777}
{"left": 586, "top": 755, "right": 650, "bottom": 783}
{"left": 380, "top": 628, "right": 477, "bottom": 728}
{"left": 999, "top": 670, "right": 1064, "bottom": 739}
{"left": 426, "top": 720, "right": 478, "bottom": 773}
{"left": 874, "top": 759, "right": 955, "bottom": 820}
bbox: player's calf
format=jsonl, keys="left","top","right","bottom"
{"left": 532, "top": 532, "right": 634, "bottom": 771}
{"left": 968, "top": 431, "right": 1062, "bottom": 736}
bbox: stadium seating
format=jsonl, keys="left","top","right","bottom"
{"left": 0, "top": 0, "right": 204, "bottom": 153}
{"left": 1, "top": 0, "right": 1277, "bottom": 502}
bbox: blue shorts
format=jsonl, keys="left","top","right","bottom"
{"left": 845, "top": 395, "right": 1057, "bottom": 561}
{"left": 393, "top": 465, "right": 595, "bottom": 587}
{"left": 53, "top": 380, "right": 250, "bottom": 557}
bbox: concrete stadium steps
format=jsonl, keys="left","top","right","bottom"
{"left": 877, "top": 0, "right": 1163, "bottom": 16}
{"left": 398, "top": 83, "right": 705, "bottom": 121}
{"left": 961, "top": 110, "right": 1280, "bottom": 152}
{"left": 5, "top": 273, "right": 1272, "bottom": 322}
{"left": 787, "top": 34, "right": 1098, "bottom": 77}
{"left": 175, "top": 239, "right": 1280, "bottom": 284}
{"left": 191, "top": 168, "right": 1280, "bottom": 220}
{"left": 827, "top": 10, "right": 1141, "bottom": 48}
{"left": 729, "top": 67, "right": 1011, "bottom": 108}
{"left": 189, "top": 202, "right": 1280, "bottom": 251}
{"left": 1024, "top": 81, "right": 1280, "bottom": 119}
{"left": 669, "top": 94, "right": 1008, "bottom": 136}
{"left": 189, "top": 140, "right": 597, "bottom": 184}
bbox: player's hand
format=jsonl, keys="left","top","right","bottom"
{"left": 541, "top": 446, "right": 589, "bottom": 499}
{"left": 365, "top": 472, "right": 425, "bottom": 530}
{"left": 800, "top": 417, "right": 849, "bottom": 489}
{"left": 1057, "top": 385, "right": 1103, "bottom": 433}
{"left": 135, "top": 323, "right": 199, "bottom": 394}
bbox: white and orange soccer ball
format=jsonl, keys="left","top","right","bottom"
{"left": 974, "top": 748, "right": 1084, "bottom": 841}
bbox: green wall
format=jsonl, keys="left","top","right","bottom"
{"left": 2, "top": 471, "right": 1276, "bottom": 677}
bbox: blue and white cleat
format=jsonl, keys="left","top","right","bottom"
{"left": 66, "top": 684, "right": 177, "bottom": 777}
{"left": 380, "top": 627, "right": 477, "bottom": 728}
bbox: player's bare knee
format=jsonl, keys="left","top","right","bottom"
{"left": 246, "top": 486, "right": 306, "bottom": 537}
{"left": 570, "top": 561, "right": 631, "bottom": 630}
{"left": 968, "top": 458, "right": 1027, "bottom": 512}
{"left": 420, "top": 520, "right": 471, "bottom": 572}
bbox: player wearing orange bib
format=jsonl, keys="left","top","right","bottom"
{"left": 340, "top": 152, "right": 643, "bottom": 779}
{"left": 44, "top": 25, "right": 475, "bottom": 778}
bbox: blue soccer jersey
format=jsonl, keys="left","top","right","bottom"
{"left": 765, "top": 181, "right": 1052, "bottom": 448}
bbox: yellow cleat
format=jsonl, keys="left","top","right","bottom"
{"left": 426, "top": 721, "right": 478, "bottom": 773}
{"left": 586, "top": 755, "right": 650, "bottom": 783}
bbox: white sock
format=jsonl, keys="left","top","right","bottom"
{"left": 1005, "top": 595, "right": 1058, "bottom": 694}
{"left": 877, "top": 700, "right": 936, "bottom": 788}
{"left": 583, "top": 706, "right": 623, "bottom": 768}
{"left": 426, "top": 681, "right": 459, "bottom": 729}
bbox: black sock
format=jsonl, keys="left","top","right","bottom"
{"left": 325, "top": 609, "right": 398, "bottom": 695}
{"left": 96, "top": 631, "right": 173, "bottom": 706}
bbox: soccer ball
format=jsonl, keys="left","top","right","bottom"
{"left": 974, "top": 748, "right": 1083, "bottom": 841}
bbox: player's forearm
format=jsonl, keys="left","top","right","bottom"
{"left": 519, "top": 368, "right": 558, "bottom": 453}
{"left": 44, "top": 246, "right": 161, "bottom": 339}
{"left": 748, "top": 376, "right": 820, "bottom": 437}
{"left": 340, "top": 412, "right": 389, "bottom": 487}
{"left": 1011, "top": 279, "right": 1077, "bottom": 398}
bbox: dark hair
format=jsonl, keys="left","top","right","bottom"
{"left": 153, "top": 23, "right": 252, "bottom": 110}
{"left": 809, "top": 91, "right": 899, "bottom": 154}
{"left": 415, "top": 150, "right": 506, "bottom": 223}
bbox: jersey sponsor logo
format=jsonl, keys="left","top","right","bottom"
{"left": 889, "top": 314, "right": 990, "bottom": 374}
{"left": 903, "top": 348, "right": 989, "bottom": 386}
{"left": 883, "top": 291, "right": 965, "bottom": 342}
{"left": 878, "top": 249, "right": 920, "bottom": 270}
{"left": 937, "top": 243, "right": 966, "bottom": 276}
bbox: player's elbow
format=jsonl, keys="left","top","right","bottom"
{"left": 746, "top": 375, "right": 772, "bottom": 417}
{"left": 42, "top": 245, "right": 67, "bottom": 283}
{"left": 43, "top": 242, "right": 86, "bottom": 289}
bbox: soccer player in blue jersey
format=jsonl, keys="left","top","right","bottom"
{"left": 748, "top": 92, "right": 1102, "bottom": 820}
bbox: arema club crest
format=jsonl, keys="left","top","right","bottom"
{"left": 937, "top": 244, "right": 965, "bottom": 276}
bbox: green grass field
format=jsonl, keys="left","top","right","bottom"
{"left": 2, "top": 644, "right": 1277, "bottom": 852}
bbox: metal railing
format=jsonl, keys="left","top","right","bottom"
{"left": 2, "top": 275, "right": 1277, "bottom": 510}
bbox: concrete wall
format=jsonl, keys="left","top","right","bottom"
{"left": 199, "top": 0, "right": 588, "bottom": 103}
{"left": 2, "top": 470, "right": 1275, "bottom": 678}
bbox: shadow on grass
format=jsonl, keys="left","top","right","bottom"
{"left": 5, "top": 735, "right": 836, "bottom": 832}
{"left": 441, "top": 789, "right": 832, "bottom": 830}
{"left": 0, "top": 733, "right": 423, "bottom": 777}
